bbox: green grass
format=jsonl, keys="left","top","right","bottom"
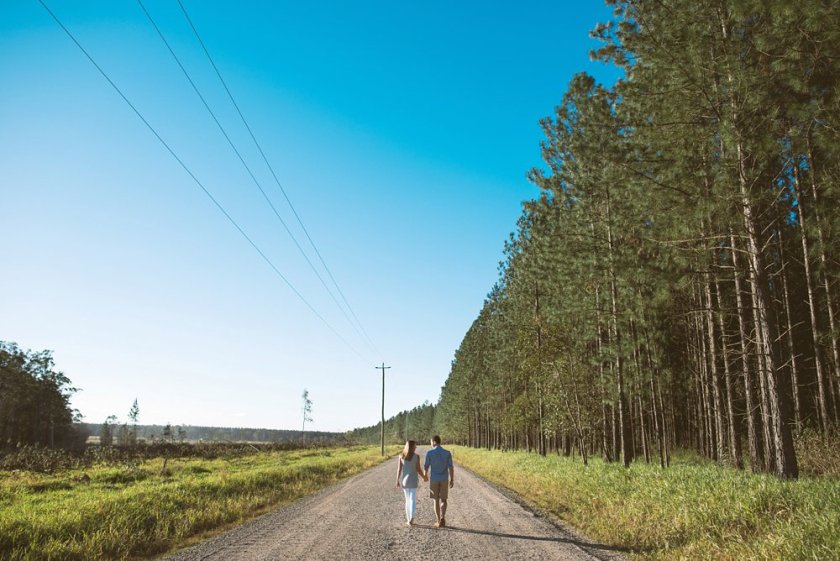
{"left": 0, "top": 445, "right": 399, "bottom": 561}
{"left": 451, "top": 446, "right": 840, "bottom": 561}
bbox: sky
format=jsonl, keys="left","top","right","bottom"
{"left": 1, "top": 1, "right": 621, "bottom": 432}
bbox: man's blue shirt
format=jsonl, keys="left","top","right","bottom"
{"left": 424, "top": 445, "right": 453, "bottom": 482}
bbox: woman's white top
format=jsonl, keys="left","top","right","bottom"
{"left": 400, "top": 454, "right": 420, "bottom": 488}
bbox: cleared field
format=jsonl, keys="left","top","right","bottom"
{"left": 451, "top": 446, "right": 840, "bottom": 561}
{"left": 0, "top": 445, "right": 398, "bottom": 561}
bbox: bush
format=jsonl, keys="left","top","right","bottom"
{"left": 0, "top": 446, "right": 84, "bottom": 472}
{"left": 795, "top": 429, "right": 840, "bottom": 477}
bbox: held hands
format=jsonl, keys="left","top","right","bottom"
{"left": 449, "top": 479, "right": 454, "bottom": 489}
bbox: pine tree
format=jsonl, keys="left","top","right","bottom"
{"left": 301, "top": 389, "right": 313, "bottom": 432}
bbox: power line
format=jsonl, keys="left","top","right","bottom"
{"left": 135, "top": 0, "right": 371, "bottom": 355}
{"left": 176, "top": 0, "right": 378, "bottom": 354}
{"left": 37, "top": 0, "right": 363, "bottom": 359}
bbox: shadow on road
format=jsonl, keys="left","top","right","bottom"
{"left": 414, "top": 524, "right": 633, "bottom": 554}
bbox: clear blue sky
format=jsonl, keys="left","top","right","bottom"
{"left": 1, "top": 1, "right": 620, "bottom": 432}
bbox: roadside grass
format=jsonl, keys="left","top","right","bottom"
{"left": 451, "top": 446, "right": 840, "bottom": 561}
{"left": 0, "top": 445, "right": 399, "bottom": 561}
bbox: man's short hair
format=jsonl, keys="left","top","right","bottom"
{"left": 432, "top": 435, "right": 441, "bottom": 445}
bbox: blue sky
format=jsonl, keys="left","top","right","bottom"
{"left": 1, "top": 1, "right": 620, "bottom": 432}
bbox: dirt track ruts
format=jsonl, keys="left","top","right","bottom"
{"left": 161, "top": 448, "right": 628, "bottom": 561}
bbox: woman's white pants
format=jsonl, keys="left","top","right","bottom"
{"left": 402, "top": 487, "right": 417, "bottom": 522}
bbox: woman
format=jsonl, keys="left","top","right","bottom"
{"left": 395, "top": 440, "right": 427, "bottom": 526}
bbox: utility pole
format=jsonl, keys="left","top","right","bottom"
{"left": 375, "top": 362, "right": 391, "bottom": 456}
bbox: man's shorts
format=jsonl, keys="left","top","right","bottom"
{"left": 429, "top": 480, "right": 449, "bottom": 500}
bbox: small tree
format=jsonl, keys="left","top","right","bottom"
{"left": 128, "top": 398, "right": 140, "bottom": 446}
{"left": 162, "top": 423, "right": 173, "bottom": 442}
{"left": 302, "top": 389, "right": 313, "bottom": 431}
{"left": 117, "top": 423, "right": 130, "bottom": 446}
{"left": 101, "top": 415, "right": 118, "bottom": 447}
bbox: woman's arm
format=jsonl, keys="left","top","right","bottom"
{"left": 416, "top": 457, "right": 427, "bottom": 481}
{"left": 396, "top": 458, "right": 403, "bottom": 488}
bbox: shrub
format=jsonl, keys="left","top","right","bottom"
{"left": 795, "top": 429, "right": 840, "bottom": 477}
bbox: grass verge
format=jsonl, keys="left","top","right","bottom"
{"left": 451, "top": 446, "right": 840, "bottom": 561}
{"left": 0, "top": 445, "right": 399, "bottom": 561}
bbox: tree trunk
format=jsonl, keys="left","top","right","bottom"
{"left": 657, "top": 378, "right": 671, "bottom": 467}
{"left": 731, "top": 231, "right": 765, "bottom": 472}
{"left": 692, "top": 316, "right": 708, "bottom": 456}
{"left": 792, "top": 163, "right": 831, "bottom": 431}
{"left": 605, "top": 187, "right": 633, "bottom": 467}
{"left": 638, "top": 394, "right": 650, "bottom": 463}
{"left": 806, "top": 136, "right": 840, "bottom": 425}
{"left": 714, "top": 275, "right": 743, "bottom": 468}
{"left": 630, "top": 320, "right": 650, "bottom": 464}
{"left": 777, "top": 225, "right": 802, "bottom": 434}
{"left": 736, "top": 154, "right": 799, "bottom": 479}
{"left": 695, "top": 297, "right": 715, "bottom": 460}
{"left": 534, "top": 284, "right": 547, "bottom": 457}
{"left": 593, "top": 225, "right": 614, "bottom": 463}
{"left": 597, "top": 291, "right": 613, "bottom": 461}
{"left": 641, "top": 324, "right": 667, "bottom": 469}
{"left": 704, "top": 267, "right": 728, "bottom": 464}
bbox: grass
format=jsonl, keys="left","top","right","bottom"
{"left": 451, "top": 446, "right": 840, "bottom": 561}
{"left": 0, "top": 445, "right": 399, "bottom": 561}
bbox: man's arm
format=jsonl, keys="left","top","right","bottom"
{"left": 448, "top": 452, "right": 455, "bottom": 488}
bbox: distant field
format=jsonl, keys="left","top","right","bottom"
{"left": 451, "top": 446, "right": 840, "bottom": 561}
{"left": 0, "top": 445, "right": 399, "bottom": 561}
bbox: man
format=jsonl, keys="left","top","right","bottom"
{"left": 423, "top": 434, "right": 454, "bottom": 528}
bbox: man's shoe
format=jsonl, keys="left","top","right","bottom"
{"left": 440, "top": 517, "right": 446, "bottom": 528}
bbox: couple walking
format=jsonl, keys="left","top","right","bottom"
{"left": 395, "top": 435, "right": 454, "bottom": 528}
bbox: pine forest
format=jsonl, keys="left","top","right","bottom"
{"left": 434, "top": 0, "right": 840, "bottom": 480}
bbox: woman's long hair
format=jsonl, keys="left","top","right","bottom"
{"left": 400, "top": 440, "right": 416, "bottom": 461}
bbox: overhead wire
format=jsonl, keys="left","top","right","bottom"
{"left": 37, "top": 0, "right": 364, "bottom": 360}
{"left": 176, "top": 0, "right": 378, "bottom": 354}
{"left": 135, "top": 0, "right": 373, "bottom": 357}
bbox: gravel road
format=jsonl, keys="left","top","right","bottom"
{"left": 162, "top": 449, "right": 628, "bottom": 561}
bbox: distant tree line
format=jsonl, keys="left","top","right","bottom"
{"left": 82, "top": 422, "right": 343, "bottom": 445}
{"left": 348, "top": 402, "right": 436, "bottom": 445}
{"left": 0, "top": 341, "right": 86, "bottom": 449}
{"left": 435, "top": 0, "right": 840, "bottom": 480}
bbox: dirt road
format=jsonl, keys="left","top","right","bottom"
{"left": 162, "top": 449, "right": 627, "bottom": 561}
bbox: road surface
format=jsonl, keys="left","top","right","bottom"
{"left": 162, "top": 449, "right": 627, "bottom": 561}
